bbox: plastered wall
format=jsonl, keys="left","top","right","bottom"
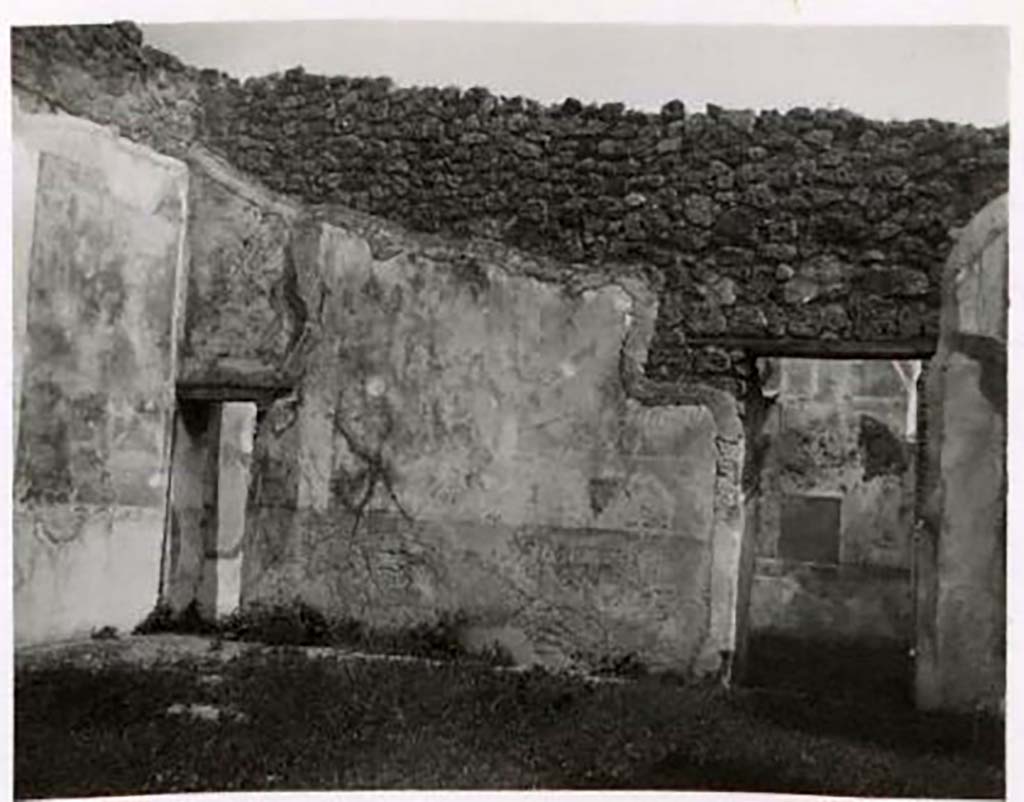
{"left": 916, "top": 195, "right": 1007, "bottom": 713}
{"left": 9, "top": 27, "right": 1008, "bottom": 703}
{"left": 747, "top": 359, "right": 918, "bottom": 645}
{"left": 167, "top": 152, "right": 741, "bottom": 673}
{"left": 13, "top": 104, "right": 189, "bottom": 644}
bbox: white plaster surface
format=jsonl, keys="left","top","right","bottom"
{"left": 13, "top": 107, "right": 188, "bottom": 644}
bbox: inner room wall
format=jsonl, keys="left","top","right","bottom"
{"left": 746, "top": 358, "right": 920, "bottom": 649}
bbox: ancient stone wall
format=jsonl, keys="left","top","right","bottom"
{"left": 9, "top": 24, "right": 1009, "bottom": 696}
{"left": 11, "top": 23, "right": 1009, "bottom": 391}
{"left": 11, "top": 96, "right": 745, "bottom": 671}
{"left": 11, "top": 23, "right": 207, "bottom": 157}
{"left": 166, "top": 149, "right": 741, "bottom": 673}
{"left": 747, "top": 358, "right": 918, "bottom": 646}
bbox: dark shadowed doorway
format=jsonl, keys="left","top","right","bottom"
{"left": 738, "top": 357, "right": 924, "bottom": 707}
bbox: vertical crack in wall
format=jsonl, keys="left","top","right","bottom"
{"left": 277, "top": 227, "right": 312, "bottom": 375}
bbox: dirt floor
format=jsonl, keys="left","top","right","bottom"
{"left": 14, "top": 635, "right": 1004, "bottom": 798}
{"left": 741, "top": 633, "right": 916, "bottom": 708}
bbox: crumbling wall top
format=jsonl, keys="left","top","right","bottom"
{"left": 12, "top": 22, "right": 1009, "bottom": 391}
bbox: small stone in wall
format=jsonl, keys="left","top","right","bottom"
{"left": 875, "top": 165, "right": 909, "bottom": 189}
{"left": 717, "top": 107, "right": 756, "bottom": 133}
{"left": 803, "top": 128, "right": 835, "bottom": 149}
{"left": 561, "top": 97, "right": 584, "bottom": 114}
{"left": 761, "top": 243, "right": 799, "bottom": 262}
{"left": 821, "top": 303, "right": 851, "bottom": 336}
{"left": 656, "top": 137, "right": 682, "bottom": 154}
{"left": 514, "top": 140, "right": 543, "bottom": 159}
{"left": 597, "top": 139, "right": 626, "bottom": 158}
{"left": 783, "top": 254, "right": 849, "bottom": 305}
{"left": 684, "top": 304, "right": 728, "bottom": 336}
{"left": 660, "top": 99, "right": 686, "bottom": 119}
{"left": 727, "top": 306, "right": 769, "bottom": 336}
{"left": 683, "top": 194, "right": 715, "bottom": 228}
{"left": 782, "top": 277, "right": 819, "bottom": 306}
{"left": 787, "top": 306, "right": 823, "bottom": 338}
{"left": 862, "top": 265, "right": 931, "bottom": 298}
{"left": 709, "top": 160, "right": 735, "bottom": 190}
{"left": 704, "top": 275, "right": 737, "bottom": 306}
{"left": 692, "top": 345, "right": 733, "bottom": 374}
{"left": 712, "top": 207, "right": 757, "bottom": 244}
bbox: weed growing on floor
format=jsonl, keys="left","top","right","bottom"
{"left": 588, "top": 651, "right": 649, "bottom": 679}
{"left": 14, "top": 647, "right": 1005, "bottom": 798}
{"left": 135, "top": 601, "right": 218, "bottom": 636}
{"left": 133, "top": 599, "right": 516, "bottom": 667}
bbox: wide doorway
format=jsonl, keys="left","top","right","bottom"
{"left": 740, "top": 357, "right": 924, "bottom": 706}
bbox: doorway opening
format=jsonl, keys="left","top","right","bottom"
{"left": 737, "top": 356, "right": 925, "bottom": 706}
{"left": 162, "top": 397, "right": 259, "bottom": 621}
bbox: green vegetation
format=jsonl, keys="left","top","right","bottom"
{"left": 135, "top": 600, "right": 514, "bottom": 665}
{"left": 15, "top": 644, "right": 1002, "bottom": 798}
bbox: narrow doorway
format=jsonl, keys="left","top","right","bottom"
{"left": 740, "top": 357, "right": 923, "bottom": 706}
{"left": 163, "top": 398, "right": 258, "bottom": 621}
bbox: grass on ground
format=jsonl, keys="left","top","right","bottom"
{"left": 15, "top": 643, "right": 1004, "bottom": 798}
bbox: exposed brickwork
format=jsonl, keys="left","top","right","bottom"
{"left": 12, "top": 23, "right": 1009, "bottom": 388}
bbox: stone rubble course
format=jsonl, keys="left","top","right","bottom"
{"left": 11, "top": 23, "right": 1009, "bottom": 391}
